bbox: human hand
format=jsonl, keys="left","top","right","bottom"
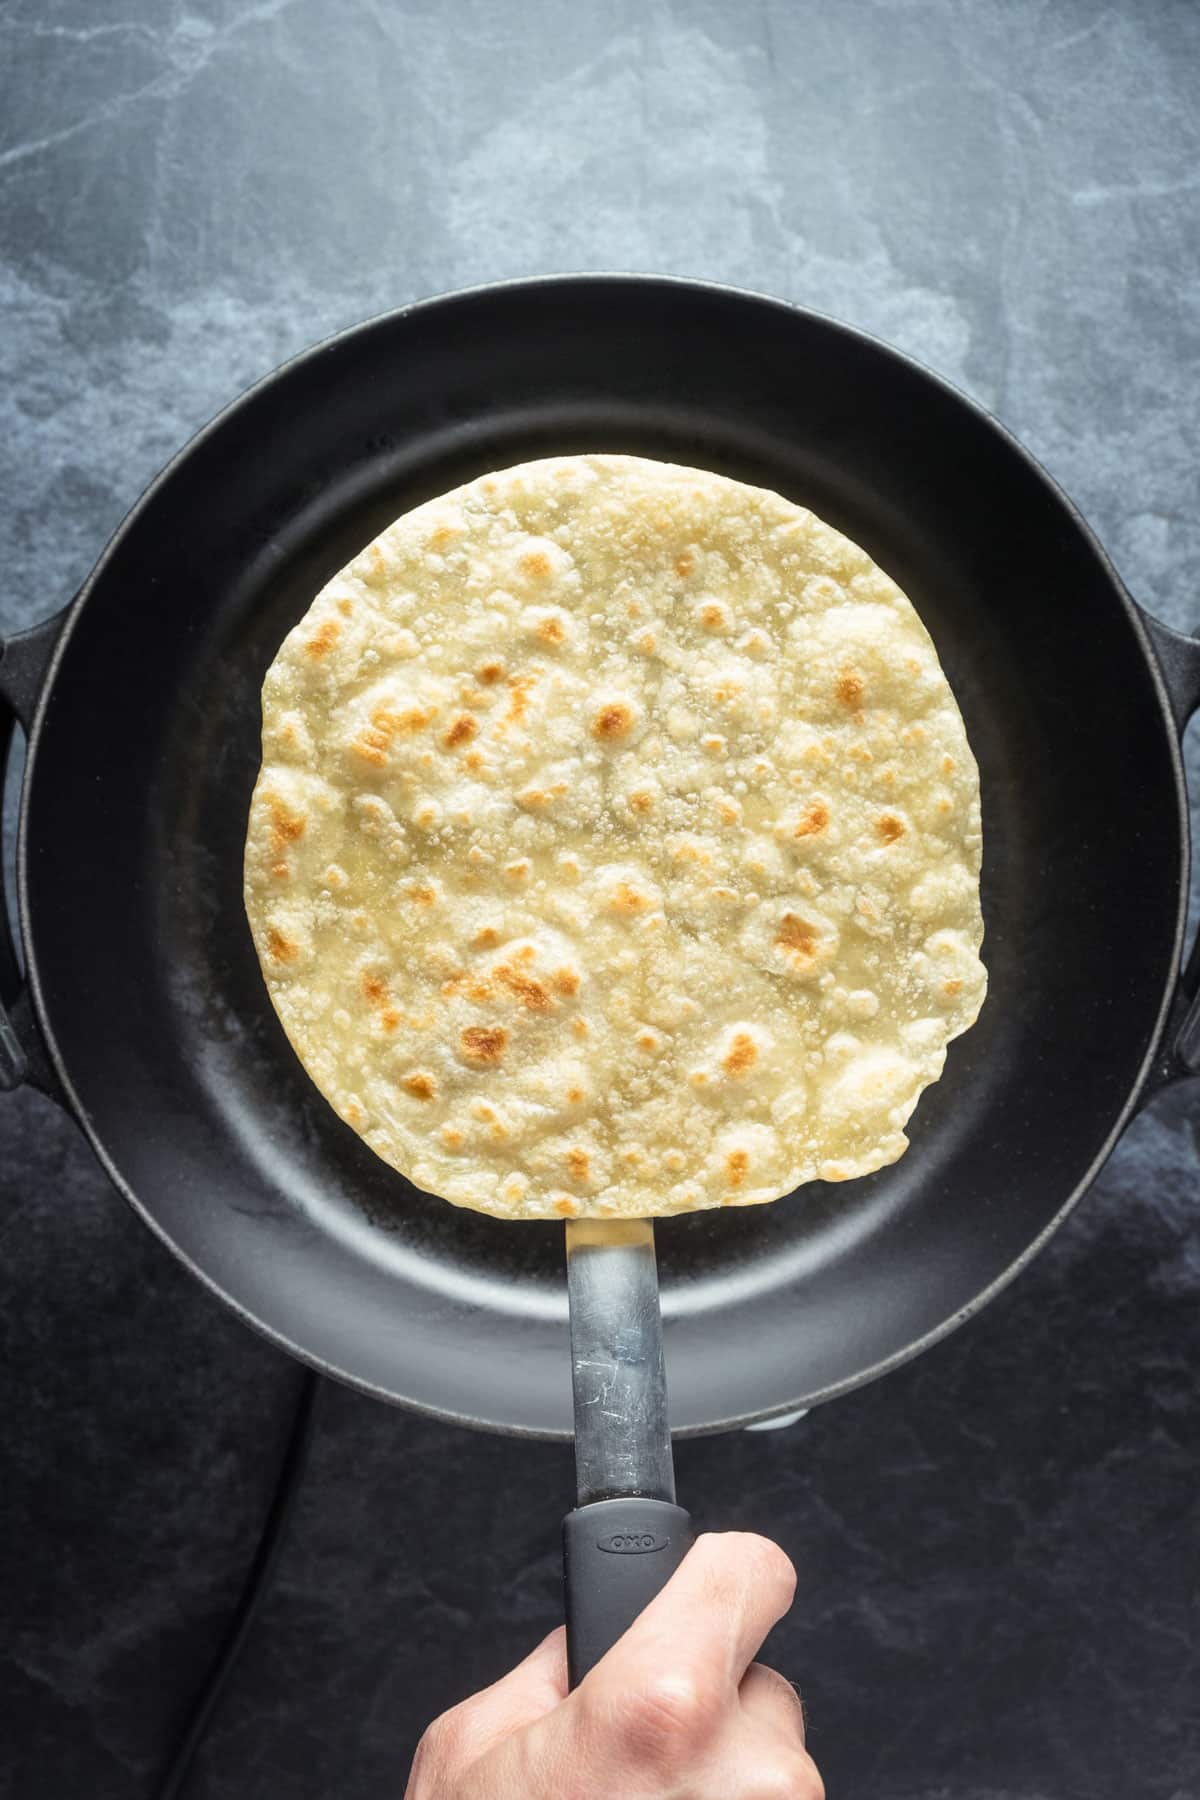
{"left": 405, "top": 1531, "right": 823, "bottom": 1799}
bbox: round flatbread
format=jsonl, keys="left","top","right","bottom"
{"left": 245, "top": 455, "right": 985, "bottom": 1220}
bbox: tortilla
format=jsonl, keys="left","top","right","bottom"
{"left": 245, "top": 454, "right": 985, "bottom": 1220}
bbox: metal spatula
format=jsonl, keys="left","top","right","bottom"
{"left": 562, "top": 1218, "right": 693, "bottom": 1686}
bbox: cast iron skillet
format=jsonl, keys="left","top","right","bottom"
{"left": 3, "top": 275, "right": 1200, "bottom": 1438}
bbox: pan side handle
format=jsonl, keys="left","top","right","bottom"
{"left": 0, "top": 608, "right": 71, "bottom": 1096}
{"left": 1137, "top": 606, "right": 1200, "bottom": 1098}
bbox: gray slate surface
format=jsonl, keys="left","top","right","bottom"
{"left": 2, "top": 2, "right": 1198, "bottom": 1796}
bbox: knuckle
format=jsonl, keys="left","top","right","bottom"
{"left": 413, "top": 1704, "right": 466, "bottom": 1769}
{"left": 752, "top": 1663, "right": 802, "bottom": 1706}
{"left": 613, "top": 1669, "right": 717, "bottom": 1762}
{"left": 750, "top": 1750, "right": 825, "bottom": 1800}
{"left": 406, "top": 1729, "right": 440, "bottom": 1788}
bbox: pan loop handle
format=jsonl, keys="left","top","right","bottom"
{"left": 1140, "top": 610, "right": 1200, "bottom": 734}
{"left": 1137, "top": 606, "right": 1200, "bottom": 1098}
{"left": 0, "top": 607, "right": 72, "bottom": 1095}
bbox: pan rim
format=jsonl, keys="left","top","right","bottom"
{"left": 14, "top": 271, "right": 1191, "bottom": 1437}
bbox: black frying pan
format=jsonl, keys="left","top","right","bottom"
{"left": 3, "top": 275, "right": 1199, "bottom": 1454}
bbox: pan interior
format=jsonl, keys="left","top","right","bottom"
{"left": 22, "top": 282, "right": 1182, "bottom": 1433}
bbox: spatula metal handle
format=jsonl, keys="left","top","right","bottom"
{"left": 563, "top": 1496, "right": 693, "bottom": 1687}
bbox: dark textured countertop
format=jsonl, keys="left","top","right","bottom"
{"left": 2, "top": 3, "right": 1199, "bottom": 1796}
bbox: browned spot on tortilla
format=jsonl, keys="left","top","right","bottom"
{"left": 505, "top": 672, "right": 537, "bottom": 725}
{"left": 443, "top": 714, "right": 477, "bottom": 749}
{"left": 270, "top": 860, "right": 289, "bottom": 880}
{"left": 361, "top": 971, "right": 388, "bottom": 1005}
{"left": 628, "top": 789, "right": 654, "bottom": 814}
{"left": 725, "top": 1149, "right": 750, "bottom": 1188}
{"left": 380, "top": 704, "right": 432, "bottom": 736}
{"left": 516, "top": 944, "right": 537, "bottom": 963}
{"left": 536, "top": 613, "right": 565, "bottom": 644}
{"left": 716, "top": 800, "right": 739, "bottom": 824}
{"left": 337, "top": 597, "right": 353, "bottom": 617}
{"left": 876, "top": 813, "right": 906, "bottom": 844}
{"left": 591, "top": 702, "right": 633, "bottom": 742}
{"left": 776, "top": 913, "right": 819, "bottom": 962}
{"left": 571, "top": 1017, "right": 588, "bottom": 1038}
{"left": 675, "top": 551, "right": 694, "bottom": 577}
{"left": 519, "top": 549, "right": 552, "bottom": 580}
{"left": 566, "top": 1084, "right": 585, "bottom": 1104}
{"left": 565, "top": 1148, "right": 590, "bottom": 1183}
{"left": 402, "top": 1071, "right": 437, "bottom": 1100}
{"left": 495, "top": 963, "right": 554, "bottom": 1012}
{"left": 440, "top": 1126, "right": 464, "bottom": 1149}
{"left": 552, "top": 967, "right": 580, "bottom": 997}
{"left": 351, "top": 701, "right": 432, "bottom": 767}
{"left": 793, "top": 801, "right": 829, "bottom": 839}
{"left": 637, "top": 1031, "right": 659, "bottom": 1052}
{"left": 351, "top": 725, "right": 390, "bottom": 766}
{"left": 699, "top": 602, "right": 725, "bottom": 631}
{"left": 476, "top": 660, "right": 505, "bottom": 685}
{"left": 304, "top": 619, "right": 340, "bottom": 660}
{"left": 473, "top": 926, "right": 501, "bottom": 949}
{"left": 406, "top": 884, "right": 436, "bottom": 906}
{"left": 265, "top": 926, "right": 298, "bottom": 964}
{"left": 266, "top": 794, "right": 306, "bottom": 854}
{"left": 943, "top": 978, "right": 963, "bottom": 996}
{"left": 342, "top": 1101, "right": 363, "bottom": 1126}
{"left": 554, "top": 1195, "right": 580, "bottom": 1217}
{"left": 836, "top": 666, "right": 865, "bottom": 708}
{"left": 460, "top": 1024, "right": 507, "bottom": 1063}
{"left": 380, "top": 1008, "right": 401, "bottom": 1033}
{"left": 609, "top": 881, "right": 653, "bottom": 913}
{"left": 429, "top": 522, "right": 458, "bottom": 549}
{"left": 942, "top": 754, "right": 956, "bottom": 774}
{"left": 722, "top": 1032, "right": 758, "bottom": 1077}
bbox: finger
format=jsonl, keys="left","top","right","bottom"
{"left": 592, "top": 1531, "right": 797, "bottom": 1691}
{"left": 437, "top": 1627, "right": 569, "bottom": 1762}
{"left": 717, "top": 1729, "right": 826, "bottom": 1800}
{"left": 738, "top": 1662, "right": 807, "bottom": 1745}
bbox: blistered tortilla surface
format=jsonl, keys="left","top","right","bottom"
{"left": 245, "top": 455, "right": 985, "bottom": 1220}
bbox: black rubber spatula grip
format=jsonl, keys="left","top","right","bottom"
{"left": 564, "top": 1219, "right": 692, "bottom": 1687}
{"left": 563, "top": 1496, "right": 693, "bottom": 1685}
